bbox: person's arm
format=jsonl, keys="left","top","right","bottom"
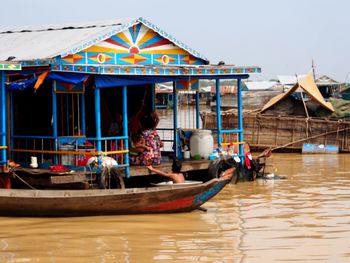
{"left": 134, "top": 142, "right": 152, "bottom": 152}
{"left": 147, "top": 165, "right": 169, "bottom": 177}
{"left": 129, "top": 144, "right": 144, "bottom": 153}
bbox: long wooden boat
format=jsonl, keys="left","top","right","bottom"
{"left": 0, "top": 175, "right": 231, "bottom": 217}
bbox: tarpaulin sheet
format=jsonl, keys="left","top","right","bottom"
{"left": 6, "top": 72, "right": 88, "bottom": 91}
{"left": 94, "top": 74, "right": 246, "bottom": 88}
{"left": 7, "top": 76, "right": 38, "bottom": 91}
{"left": 95, "top": 75, "right": 188, "bottom": 88}
{"left": 261, "top": 74, "right": 334, "bottom": 113}
{"left": 47, "top": 72, "right": 88, "bottom": 84}
{"left": 7, "top": 71, "right": 249, "bottom": 90}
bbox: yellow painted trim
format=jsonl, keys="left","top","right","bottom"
{"left": 221, "top": 142, "right": 245, "bottom": 146}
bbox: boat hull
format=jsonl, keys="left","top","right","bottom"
{"left": 0, "top": 177, "right": 230, "bottom": 217}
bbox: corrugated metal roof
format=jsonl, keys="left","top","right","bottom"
{"left": 0, "top": 17, "right": 209, "bottom": 63}
{"left": 0, "top": 18, "right": 137, "bottom": 61}
{"left": 315, "top": 75, "right": 340, "bottom": 86}
{"left": 278, "top": 74, "right": 340, "bottom": 86}
{"left": 243, "top": 80, "right": 277, "bottom": 91}
{"left": 277, "top": 75, "right": 307, "bottom": 85}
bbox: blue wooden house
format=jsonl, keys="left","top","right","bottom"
{"left": 0, "top": 17, "right": 260, "bottom": 179}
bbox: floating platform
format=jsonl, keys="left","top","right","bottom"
{"left": 201, "top": 111, "right": 350, "bottom": 152}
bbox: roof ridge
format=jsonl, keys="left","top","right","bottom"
{"left": 0, "top": 19, "right": 136, "bottom": 34}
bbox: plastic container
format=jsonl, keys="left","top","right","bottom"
{"left": 302, "top": 143, "right": 339, "bottom": 154}
{"left": 59, "top": 144, "right": 75, "bottom": 165}
{"left": 190, "top": 129, "right": 214, "bottom": 159}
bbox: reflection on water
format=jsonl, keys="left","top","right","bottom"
{"left": 1, "top": 153, "right": 350, "bottom": 262}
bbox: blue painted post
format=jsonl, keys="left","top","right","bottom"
{"left": 237, "top": 78, "right": 244, "bottom": 157}
{"left": 215, "top": 79, "right": 222, "bottom": 148}
{"left": 195, "top": 91, "right": 200, "bottom": 129}
{"left": 122, "top": 85, "right": 130, "bottom": 177}
{"left": 80, "top": 93, "right": 86, "bottom": 135}
{"left": 94, "top": 87, "right": 102, "bottom": 158}
{"left": 52, "top": 82, "right": 58, "bottom": 164}
{"left": 10, "top": 92, "right": 14, "bottom": 161}
{"left": 0, "top": 71, "right": 6, "bottom": 167}
{"left": 173, "top": 82, "right": 178, "bottom": 158}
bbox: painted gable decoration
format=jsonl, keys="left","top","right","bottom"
{"left": 58, "top": 22, "right": 205, "bottom": 66}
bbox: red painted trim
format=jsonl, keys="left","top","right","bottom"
{"left": 133, "top": 196, "right": 194, "bottom": 212}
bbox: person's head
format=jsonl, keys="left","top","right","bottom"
{"left": 172, "top": 157, "right": 182, "bottom": 173}
{"left": 141, "top": 114, "right": 157, "bottom": 130}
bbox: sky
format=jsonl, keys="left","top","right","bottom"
{"left": 1, "top": 0, "right": 350, "bottom": 82}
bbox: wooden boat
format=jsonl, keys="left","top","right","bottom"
{"left": 0, "top": 174, "right": 232, "bottom": 217}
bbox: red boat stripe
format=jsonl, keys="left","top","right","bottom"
{"left": 133, "top": 196, "right": 194, "bottom": 212}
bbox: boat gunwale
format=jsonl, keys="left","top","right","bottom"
{"left": 0, "top": 177, "right": 226, "bottom": 198}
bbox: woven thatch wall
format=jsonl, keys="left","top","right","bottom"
{"left": 201, "top": 111, "right": 350, "bottom": 152}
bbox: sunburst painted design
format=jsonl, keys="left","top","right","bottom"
{"left": 61, "top": 54, "right": 84, "bottom": 64}
{"left": 90, "top": 53, "right": 113, "bottom": 63}
{"left": 120, "top": 54, "right": 149, "bottom": 64}
{"left": 154, "top": 55, "right": 175, "bottom": 64}
{"left": 83, "top": 23, "right": 197, "bottom": 65}
{"left": 181, "top": 55, "right": 198, "bottom": 65}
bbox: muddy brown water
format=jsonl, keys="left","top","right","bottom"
{"left": 0, "top": 153, "right": 349, "bottom": 262}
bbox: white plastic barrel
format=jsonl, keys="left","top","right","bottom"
{"left": 59, "top": 144, "right": 75, "bottom": 165}
{"left": 190, "top": 129, "right": 214, "bottom": 159}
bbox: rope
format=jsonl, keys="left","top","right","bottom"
{"left": 10, "top": 170, "right": 36, "bottom": 190}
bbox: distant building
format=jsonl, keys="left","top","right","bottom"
{"left": 277, "top": 74, "right": 342, "bottom": 98}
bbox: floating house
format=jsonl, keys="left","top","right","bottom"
{"left": 0, "top": 17, "right": 260, "bottom": 180}
{"left": 202, "top": 74, "right": 350, "bottom": 153}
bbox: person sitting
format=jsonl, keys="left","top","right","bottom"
{"left": 138, "top": 113, "right": 163, "bottom": 165}
{"left": 147, "top": 158, "right": 185, "bottom": 183}
{"left": 129, "top": 133, "right": 153, "bottom": 165}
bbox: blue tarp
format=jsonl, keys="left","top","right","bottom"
{"left": 7, "top": 76, "right": 38, "bottom": 91}
{"left": 94, "top": 74, "right": 248, "bottom": 88}
{"left": 47, "top": 72, "right": 89, "bottom": 84}
{"left": 94, "top": 75, "right": 185, "bottom": 88}
{"left": 6, "top": 71, "right": 249, "bottom": 91}
{"left": 6, "top": 72, "right": 88, "bottom": 91}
